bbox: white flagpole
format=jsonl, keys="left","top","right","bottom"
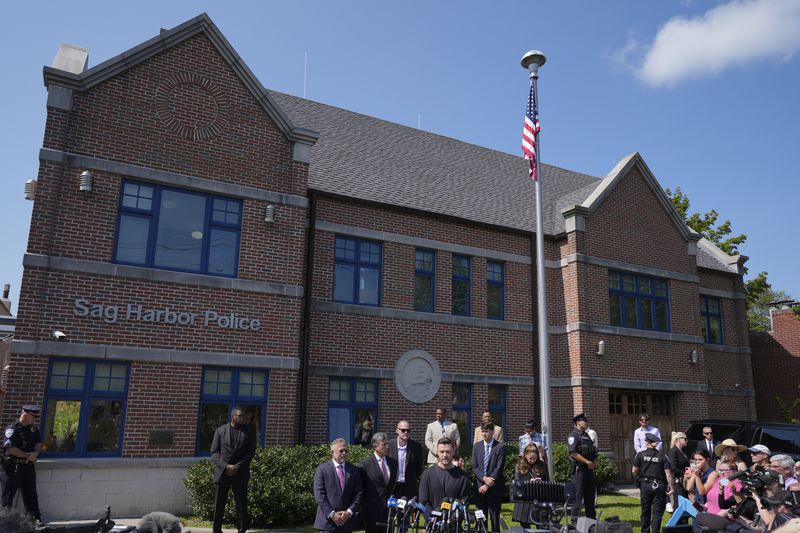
{"left": 521, "top": 50, "right": 552, "bottom": 481}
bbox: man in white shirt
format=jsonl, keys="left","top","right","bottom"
{"left": 473, "top": 411, "right": 504, "bottom": 444}
{"left": 424, "top": 408, "right": 460, "bottom": 464}
{"left": 633, "top": 413, "right": 662, "bottom": 455}
{"left": 388, "top": 420, "right": 424, "bottom": 499}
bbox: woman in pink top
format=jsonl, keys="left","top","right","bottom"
{"left": 705, "top": 461, "right": 742, "bottom": 515}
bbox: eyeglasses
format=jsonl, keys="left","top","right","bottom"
{"left": 639, "top": 418, "right": 649, "bottom": 422}
{"left": 397, "top": 428, "right": 410, "bottom": 432}
{"left": 718, "top": 468, "right": 733, "bottom": 473}
{"left": 703, "top": 432, "right": 713, "bottom": 435}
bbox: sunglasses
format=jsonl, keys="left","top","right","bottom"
{"left": 703, "top": 432, "right": 713, "bottom": 435}
{"left": 397, "top": 428, "right": 410, "bottom": 432}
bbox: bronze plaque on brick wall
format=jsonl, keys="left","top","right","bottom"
{"left": 148, "top": 430, "right": 175, "bottom": 447}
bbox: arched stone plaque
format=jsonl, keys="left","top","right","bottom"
{"left": 395, "top": 349, "right": 441, "bottom": 404}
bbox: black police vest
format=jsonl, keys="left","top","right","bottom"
{"left": 7, "top": 422, "right": 40, "bottom": 453}
{"left": 638, "top": 449, "right": 667, "bottom": 481}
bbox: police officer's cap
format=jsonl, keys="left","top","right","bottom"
{"left": 572, "top": 413, "right": 588, "bottom": 423}
{"left": 645, "top": 432, "right": 661, "bottom": 444}
{"left": 22, "top": 405, "right": 41, "bottom": 417}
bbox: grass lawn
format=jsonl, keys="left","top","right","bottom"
{"left": 185, "top": 491, "right": 650, "bottom": 533}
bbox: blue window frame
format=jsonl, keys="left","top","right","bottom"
{"left": 452, "top": 255, "right": 471, "bottom": 316}
{"left": 488, "top": 384, "right": 507, "bottom": 441}
{"left": 333, "top": 237, "right": 381, "bottom": 306}
{"left": 197, "top": 367, "right": 268, "bottom": 455}
{"left": 608, "top": 271, "right": 670, "bottom": 332}
{"left": 701, "top": 295, "right": 723, "bottom": 344}
{"left": 42, "top": 359, "right": 129, "bottom": 457}
{"left": 452, "top": 382, "right": 471, "bottom": 455}
{"left": 114, "top": 180, "right": 242, "bottom": 277}
{"left": 415, "top": 249, "right": 435, "bottom": 312}
{"left": 486, "top": 261, "right": 504, "bottom": 320}
{"left": 328, "top": 378, "right": 379, "bottom": 444}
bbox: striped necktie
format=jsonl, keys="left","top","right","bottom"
{"left": 484, "top": 442, "right": 491, "bottom": 476}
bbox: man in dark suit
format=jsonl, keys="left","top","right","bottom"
{"left": 210, "top": 406, "right": 257, "bottom": 533}
{"left": 358, "top": 433, "right": 398, "bottom": 533}
{"left": 696, "top": 426, "right": 718, "bottom": 467}
{"left": 313, "top": 438, "right": 364, "bottom": 533}
{"left": 472, "top": 423, "right": 506, "bottom": 533}
{"left": 388, "top": 420, "right": 424, "bottom": 499}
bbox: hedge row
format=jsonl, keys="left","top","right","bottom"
{"left": 183, "top": 442, "right": 617, "bottom": 527}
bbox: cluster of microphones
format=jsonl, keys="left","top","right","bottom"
{"left": 384, "top": 497, "right": 487, "bottom": 533}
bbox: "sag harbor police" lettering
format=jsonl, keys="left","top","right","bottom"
{"left": 73, "top": 298, "right": 261, "bottom": 331}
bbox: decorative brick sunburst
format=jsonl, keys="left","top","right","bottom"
{"left": 155, "top": 73, "right": 228, "bottom": 140}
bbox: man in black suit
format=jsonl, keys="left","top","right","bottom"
{"left": 210, "top": 406, "right": 257, "bottom": 533}
{"left": 472, "top": 423, "right": 506, "bottom": 533}
{"left": 388, "top": 420, "right": 424, "bottom": 499}
{"left": 696, "top": 426, "right": 718, "bottom": 467}
{"left": 358, "top": 433, "right": 398, "bottom": 533}
{"left": 313, "top": 438, "right": 364, "bottom": 533}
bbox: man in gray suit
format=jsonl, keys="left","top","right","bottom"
{"left": 210, "top": 407, "right": 257, "bottom": 533}
{"left": 313, "top": 438, "right": 364, "bottom": 533}
{"left": 472, "top": 423, "right": 506, "bottom": 533}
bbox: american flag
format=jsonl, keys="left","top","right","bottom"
{"left": 522, "top": 81, "right": 540, "bottom": 180}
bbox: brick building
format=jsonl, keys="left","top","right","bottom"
{"left": 750, "top": 304, "right": 800, "bottom": 422}
{"left": 6, "top": 14, "right": 754, "bottom": 518}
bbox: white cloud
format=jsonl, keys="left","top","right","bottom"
{"left": 627, "top": 0, "right": 800, "bottom": 88}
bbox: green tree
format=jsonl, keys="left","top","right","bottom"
{"left": 665, "top": 187, "right": 773, "bottom": 331}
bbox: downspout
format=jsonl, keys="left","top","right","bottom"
{"left": 298, "top": 190, "right": 317, "bottom": 443}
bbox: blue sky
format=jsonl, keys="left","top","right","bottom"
{"left": 2, "top": 1, "right": 799, "bottom": 313}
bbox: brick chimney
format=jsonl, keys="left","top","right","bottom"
{"left": 769, "top": 301, "right": 800, "bottom": 353}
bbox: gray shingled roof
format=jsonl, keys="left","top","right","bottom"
{"left": 268, "top": 91, "right": 601, "bottom": 234}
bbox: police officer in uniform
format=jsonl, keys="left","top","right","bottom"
{"left": 2, "top": 405, "right": 44, "bottom": 526}
{"left": 632, "top": 433, "right": 675, "bottom": 533}
{"left": 567, "top": 413, "right": 597, "bottom": 522}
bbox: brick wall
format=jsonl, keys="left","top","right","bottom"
{"left": 751, "top": 308, "right": 800, "bottom": 421}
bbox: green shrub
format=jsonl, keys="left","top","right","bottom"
{"left": 183, "top": 444, "right": 373, "bottom": 526}
{"left": 183, "top": 441, "right": 617, "bottom": 527}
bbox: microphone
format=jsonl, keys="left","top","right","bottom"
{"left": 440, "top": 497, "right": 452, "bottom": 526}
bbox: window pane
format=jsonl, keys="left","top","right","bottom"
{"left": 707, "top": 298, "right": 720, "bottom": 314}
{"left": 452, "top": 280, "right": 469, "bottom": 316}
{"left": 358, "top": 267, "right": 380, "bottom": 305}
{"left": 487, "top": 285, "right": 502, "bottom": 319}
{"left": 240, "top": 404, "right": 263, "bottom": 447}
{"left": 452, "top": 256, "right": 469, "bottom": 277}
{"left": 328, "top": 407, "right": 351, "bottom": 443}
{"left": 212, "top": 198, "right": 241, "bottom": 226}
{"left": 333, "top": 264, "right": 355, "bottom": 302}
{"left": 239, "top": 371, "right": 266, "bottom": 398}
{"left": 640, "top": 298, "right": 654, "bottom": 329}
{"left": 700, "top": 297, "right": 708, "bottom": 314}
{"left": 86, "top": 400, "right": 122, "bottom": 453}
{"left": 335, "top": 238, "right": 356, "bottom": 261}
{"left": 208, "top": 228, "right": 238, "bottom": 276}
{"left": 416, "top": 250, "right": 434, "bottom": 271}
{"left": 709, "top": 316, "right": 722, "bottom": 344}
{"left": 43, "top": 399, "right": 81, "bottom": 453}
{"left": 655, "top": 301, "right": 669, "bottom": 331}
{"left": 453, "top": 384, "right": 469, "bottom": 406}
{"left": 122, "top": 183, "right": 153, "bottom": 210}
{"left": 488, "top": 384, "right": 504, "bottom": 406}
{"left": 116, "top": 214, "right": 150, "bottom": 264}
{"left": 701, "top": 320, "right": 709, "bottom": 342}
{"left": 608, "top": 272, "right": 620, "bottom": 290}
{"left": 154, "top": 189, "right": 206, "bottom": 272}
{"left": 198, "top": 403, "right": 229, "bottom": 453}
{"left": 653, "top": 279, "right": 668, "bottom": 297}
{"left": 360, "top": 242, "right": 380, "bottom": 264}
{"left": 354, "top": 409, "right": 375, "bottom": 446}
{"left": 415, "top": 275, "right": 433, "bottom": 312}
{"left": 93, "top": 363, "right": 126, "bottom": 392}
{"left": 487, "top": 262, "right": 503, "bottom": 282}
{"left": 610, "top": 294, "right": 622, "bottom": 325}
{"left": 355, "top": 380, "right": 377, "bottom": 403}
{"left": 639, "top": 278, "right": 652, "bottom": 295}
{"left": 624, "top": 297, "right": 637, "bottom": 327}
{"left": 452, "top": 410, "right": 470, "bottom": 457}
{"left": 622, "top": 274, "right": 635, "bottom": 292}
{"left": 329, "top": 379, "right": 350, "bottom": 402}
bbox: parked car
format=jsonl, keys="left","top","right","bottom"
{"left": 685, "top": 419, "right": 800, "bottom": 461}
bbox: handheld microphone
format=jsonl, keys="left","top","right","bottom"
{"left": 387, "top": 496, "right": 398, "bottom": 509}
{"left": 440, "top": 497, "right": 452, "bottom": 526}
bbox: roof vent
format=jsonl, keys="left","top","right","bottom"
{"left": 52, "top": 43, "right": 89, "bottom": 74}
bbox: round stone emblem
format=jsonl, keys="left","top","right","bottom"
{"left": 395, "top": 349, "right": 441, "bottom": 404}
{"left": 155, "top": 73, "right": 228, "bottom": 140}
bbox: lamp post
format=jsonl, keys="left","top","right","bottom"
{"left": 521, "top": 49, "right": 553, "bottom": 480}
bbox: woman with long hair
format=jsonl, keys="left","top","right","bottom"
{"left": 512, "top": 443, "right": 550, "bottom": 528}
{"left": 704, "top": 460, "right": 742, "bottom": 515}
{"left": 685, "top": 449, "right": 716, "bottom": 509}
{"left": 713, "top": 439, "right": 748, "bottom": 472}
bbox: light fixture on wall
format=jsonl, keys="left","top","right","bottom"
{"left": 79, "top": 170, "right": 93, "bottom": 192}
{"left": 265, "top": 204, "right": 276, "bottom": 223}
{"left": 597, "top": 340, "right": 606, "bottom": 356}
{"left": 690, "top": 349, "right": 699, "bottom": 364}
{"left": 24, "top": 179, "right": 37, "bottom": 201}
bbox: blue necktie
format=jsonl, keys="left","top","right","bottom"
{"left": 484, "top": 442, "right": 491, "bottom": 476}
